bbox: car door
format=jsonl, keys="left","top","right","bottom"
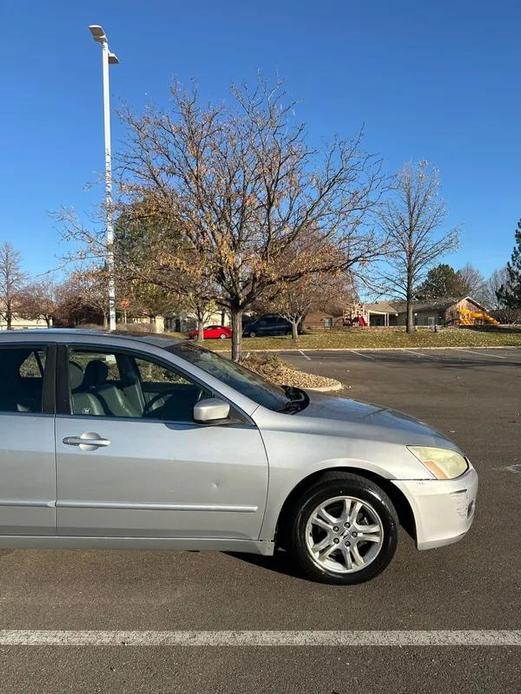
{"left": 263, "top": 316, "right": 279, "bottom": 336}
{"left": 256, "top": 318, "right": 267, "bottom": 335}
{"left": 55, "top": 343, "right": 269, "bottom": 540}
{"left": 275, "top": 318, "right": 289, "bottom": 335}
{"left": 0, "top": 343, "right": 56, "bottom": 535}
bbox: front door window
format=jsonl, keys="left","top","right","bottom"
{"left": 67, "top": 348, "right": 211, "bottom": 422}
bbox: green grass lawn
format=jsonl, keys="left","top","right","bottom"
{"left": 192, "top": 328, "right": 521, "bottom": 351}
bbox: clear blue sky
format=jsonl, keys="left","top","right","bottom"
{"left": 0, "top": 0, "right": 519, "bottom": 279}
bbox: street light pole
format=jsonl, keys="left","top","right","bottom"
{"left": 89, "top": 25, "right": 119, "bottom": 331}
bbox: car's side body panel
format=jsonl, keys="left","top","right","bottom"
{"left": 253, "top": 424, "right": 433, "bottom": 543}
{"left": 0, "top": 412, "right": 56, "bottom": 535}
{"left": 250, "top": 395, "right": 467, "bottom": 543}
{"left": 55, "top": 414, "right": 269, "bottom": 539}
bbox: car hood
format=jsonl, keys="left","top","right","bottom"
{"left": 291, "top": 392, "right": 460, "bottom": 450}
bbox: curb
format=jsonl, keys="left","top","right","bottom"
{"left": 213, "top": 345, "right": 521, "bottom": 353}
{"left": 306, "top": 380, "right": 344, "bottom": 393}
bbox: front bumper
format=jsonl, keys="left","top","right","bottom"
{"left": 392, "top": 465, "right": 478, "bottom": 550}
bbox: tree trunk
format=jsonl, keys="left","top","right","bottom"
{"left": 197, "top": 318, "right": 205, "bottom": 342}
{"left": 406, "top": 298, "right": 414, "bottom": 333}
{"left": 406, "top": 270, "right": 414, "bottom": 333}
{"left": 231, "top": 308, "right": 243, "bottom": 362}
{"left": 6, "top": 307, "right": 12, "bottom": 330}
{"left": 291, "top": 320, "right": 299, "bottom": 341}
{"left": 103, "top": 312, "right": 108, "bottom": 329}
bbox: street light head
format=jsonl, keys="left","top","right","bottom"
{"left": 89, "top": 24, "right": 106, "bottom": 43}
{"left": 108, "top": 52, "right": 119, "bottom": 65}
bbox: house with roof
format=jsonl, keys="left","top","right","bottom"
{"left": 359, "top": 297, "right": 498, "bottom": 328}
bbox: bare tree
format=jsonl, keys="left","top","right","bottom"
{"left": 0, "top": 243, "right": 26, "bottom": 329}
{"left": 256, "top": 232, "right": 350, "bottom": 339}
{"left": 377, "top": 162, "right": 459, "bottom": 332}
{"left": 479, "top": 266, "right": 521, "bottom": 322}
{"left": 119, "top": 81, "right": 387, "bottom": 360}
{"left": 17, "top": 277, "right": 57, "bottom": 327}
{"left": 114, "top": 201, "right": 218, "bottom": 340}
{"left": 272, "top": 275, "right": 321, "bottom": 341}
{"left": 120, "top": 279, "right": 179, "bottom": 328}
{"left": 55, "top": 266, "right": 110, "bottom": 327}
{"left": 185, "top": 293, "right": 219, "bottom": 342}
{"left": 78, "top": 266, "right": 110, "bottom": 327}
{"left": 457, "top": 263, "right": 487, "bottom": 303}
{"left": 484, "top": 267, "right": 509, "bottom": 310}
{"left": 271, "top": 270, "right": 354, "bottom": 340}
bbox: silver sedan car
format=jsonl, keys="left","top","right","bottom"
{"left": 0, "top": 330, "right": 477, "bottom": 584}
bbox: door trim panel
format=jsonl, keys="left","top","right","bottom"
{"left": 0, "top": 500, "right": 56, "bottom": 508}
{"left": 57, "top": 501, "right": 258, "bottom": 513}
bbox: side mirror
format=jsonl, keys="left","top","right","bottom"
{"left": 193, "top": 397, "right": 231, "bottom": 424}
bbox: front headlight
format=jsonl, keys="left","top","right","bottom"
{"left": 408, "top": 446, "right": 468, "bottom": 480}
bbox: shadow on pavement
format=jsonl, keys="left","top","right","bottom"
{"left": 225, "top": 549, "right": 307, "bottom": 580}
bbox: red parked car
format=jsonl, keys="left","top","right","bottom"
{"left": 187, "top": 325, "right": 233, "bottom": 340}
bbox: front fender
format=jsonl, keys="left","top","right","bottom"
{"left": 257, "top": 428, "right": 427, "bottom": 542}
{"left": 259, "top": 460, "right": 392, "bottom": 542}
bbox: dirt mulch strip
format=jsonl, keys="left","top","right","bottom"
{"left": 240, "top": 352, "right": 341, "bottom": 391}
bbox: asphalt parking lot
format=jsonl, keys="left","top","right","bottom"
{"left": 1, "top": 347, "right": 520, "bottom": 692}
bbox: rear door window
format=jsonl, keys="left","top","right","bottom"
{"left": 19, "top": 349, "right": 46, "bottom": 378}
{"left": 0, "top": 346, "right": 47, "bottom": 414}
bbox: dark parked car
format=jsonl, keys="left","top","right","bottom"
{"left": 243, "top": 314, "right": 301, "bottom": 338}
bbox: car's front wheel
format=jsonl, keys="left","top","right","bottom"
{"left": 287, "top": 472, "right": 398, "bottom": 584}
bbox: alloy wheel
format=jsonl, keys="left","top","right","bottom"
{"left": 305, "top": 495, "right": 384, "bottom": 574}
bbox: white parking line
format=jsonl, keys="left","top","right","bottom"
{"left": 298, "top": 350, "right": 311, "bottom": 361}
{"left": 454, "top": 349, "right": 507, "bottom": 359}
{"left": 402, "top": 349, "right": 437, "bottom": 359}
{"left": 0, "top": 630, "right": 519, "bottom": 646}
{"left": 350, "top": 350, "right": 376, "bottom": 360}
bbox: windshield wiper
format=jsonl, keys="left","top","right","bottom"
{"left": 279, "top": 385, "right": 310, "bottom": 413}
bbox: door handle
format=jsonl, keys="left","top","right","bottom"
{"left": 62, "top": 432, "right": 111, "bottom": 450}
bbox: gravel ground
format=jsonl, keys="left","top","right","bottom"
{"left": 240, "top": 352, "right": 340, "bottom": 389}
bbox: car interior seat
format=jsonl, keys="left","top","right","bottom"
{"left": 82, "top": 359, "right": 141, "bottom": 418}
{"left": 69, "top": 361, "right": 105, "bottom": 416}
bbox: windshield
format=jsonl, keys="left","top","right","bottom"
{"left": 168, "top": 342, "right": 294, "bottom": 411}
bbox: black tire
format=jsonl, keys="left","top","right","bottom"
{"left": 287, "top": 472, "right": 398, "bottom": 585}
{"left": 249, "top": 331, "right": 256, "bottom": 338}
